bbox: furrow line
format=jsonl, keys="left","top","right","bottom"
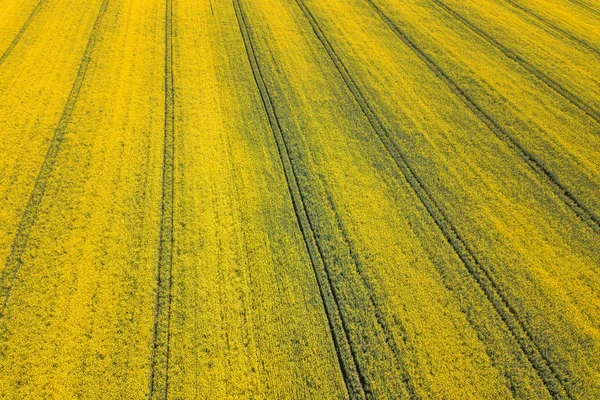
{"left": 0, "top": 0, "right": 49, "bottom": 67}
{"left": 232, "top": 0, "right": 369, "bottom": 398}
{"left": 499, "top": 0, "right": 600, "bottom": 57}
{"left": 293, "top": 0, "right": 573, "bottom": 398}
{"left": 0, "top": 0, "right": 111, "bottom": 318}
{"left": 147, "top": 0, "right": 175, "bottom": 397}
{"left": 429, "top": 0, "right": 600, "bottom": 124}
{"left": 365, "top": 0, "right": 600, "bottom": 234}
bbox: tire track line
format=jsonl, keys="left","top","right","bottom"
{"left": 232, "top": 0, "right": 369, "bottom": 397}
{"left": 499, "top": 0, "right": 600, "bottom": 57}
{"left": 429, "top": 0, "right": 600, "bottom": 124}
{"left": 293, "top": 0, "right": 573, "bottom": 398}
{"left": 321, "top": 186, "right": 418, "bottom": 400}
{"left": 364, "top": 0, "right": 600, "bottom": 235}
{"left": 148, "top": 0, "right": 175, "bottom": 396}
{"left": 0, "top": 0, "right": 111, "bottom": 318}
{"left": 0, "top": 0, "right": 49, "bottom": 67}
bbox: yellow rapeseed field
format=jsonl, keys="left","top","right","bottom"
{"left": 0, "top": 0, "right": 598, "bottom": 398}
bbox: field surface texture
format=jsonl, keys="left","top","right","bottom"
{"left": 0, "top": 0, "right": 599, "bottom": 398}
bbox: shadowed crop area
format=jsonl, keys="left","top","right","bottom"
{"left": 0, "top": 0, "right": 599, "bottom": 398}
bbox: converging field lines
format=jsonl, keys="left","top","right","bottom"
{"left": 232, "top": 1, "right": 369, "bottom": 397}
{"left": 0, "top": 0, "right": 598, "bottom": 397}
{"left": 497, "top": 0, "right": 600, "bottom": 56}
{"left": 292, "top": 0, "right": 574, "bottom": 397}
{"left": 428, "top": 0, "right": 600, "bottom": 125}
{"left": 361, "top": 0, "right": 600, "bottom": 236}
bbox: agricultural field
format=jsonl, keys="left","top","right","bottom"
{"left": 0, "top": 0, "right": 598, "bottom": 397}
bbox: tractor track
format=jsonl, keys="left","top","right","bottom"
{"left": 0, "top": 0, "right": 49, "bottom": 67}
{"left": 321, "top": 186, "right": 419, "bottom": 400}
{"left": 429, "top": 0, "right": 600, "bottom": 125}
{"left": 147, "top": 0, "right": 175, "bottom": 397}
{"left": 0, "top": 0, "right": 110, "bottom": 318}
{"left": 499, "top": 0, "right": 600, "bottom": 57}
{"left": 363, "top": 0, "right": 600, "bottom": 234}
{"left": 293, "top": 0, "right": 574, "bottom": 398}
{"left": 232, "top": 0, "right": 370, "bottom": 397}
